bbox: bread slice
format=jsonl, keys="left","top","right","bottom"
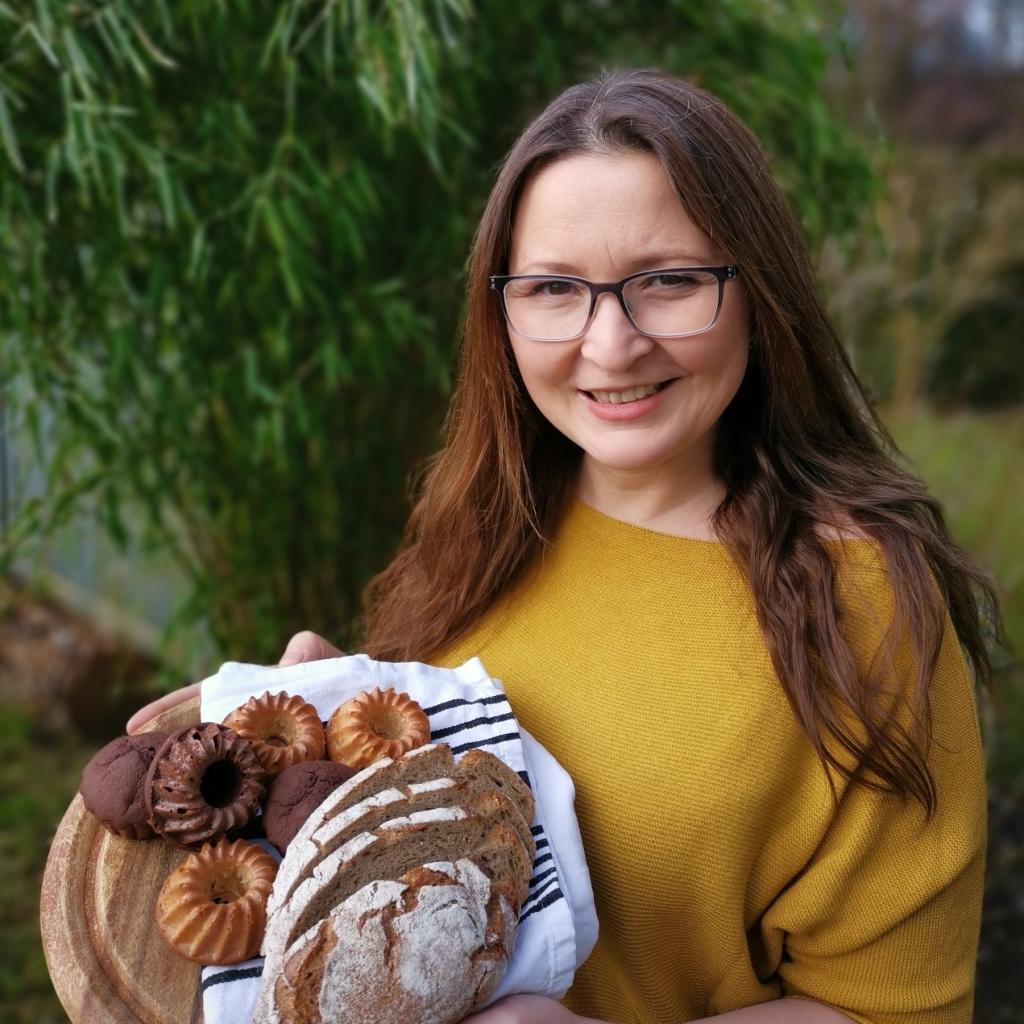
{"left": 265, "top": 848, "right": 520, "bottom": 1024}
{"left": 456, "top": 748, "right": 535, "bottom": 827}
{"left": 283, "top": 743, "right": 454, "bottom": 855}
{"left": 267, "top": 744, "right": 455, "bottom": 920}
{"left": 261, "top": 792, "right": 532, "bottom": 970}
{"left": 266, "top": 786, "right": 408, "bottom": 923}
{"left": 268, "top": 757, "right": 536, "bottom": 921}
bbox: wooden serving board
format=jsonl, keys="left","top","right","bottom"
{"left": 41, "top": 697, "right": 206, "bottom": 1024}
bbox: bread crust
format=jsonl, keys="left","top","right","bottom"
{"left": 253, "top": 743, "right": 534, "bottom": 1024}
{"left": 262, "top": 794, "right": 532, "bottom": 969}
{"left": 272, "top": 860, "right": 516, "bottom": 1024}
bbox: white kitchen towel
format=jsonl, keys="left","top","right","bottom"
{"left": 197, "top": 653, "right": 599, "bottom": 1024}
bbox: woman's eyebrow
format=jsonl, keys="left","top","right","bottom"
{"left": 513, "top": 252, "right": 714, "bottom": 275}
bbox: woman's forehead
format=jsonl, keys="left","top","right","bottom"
{"left": 508, "top": 150, "right": 714, "bottom": 275}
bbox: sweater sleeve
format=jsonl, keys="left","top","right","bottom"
{"left": 756, "top": 567, "right": 987, "bottom": 1024}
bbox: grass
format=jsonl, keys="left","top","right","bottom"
{"left": 0, "top": 704, "right": 92, "bottom": 1023}
{"left": 885, "top": 406, "right": 1023, "bottom": 625}
{"left": 883, "top": 405, "right": 1024, "bottom": 787}
{"left": 883, "top": 405, "right": 1024, "bottom": 1022}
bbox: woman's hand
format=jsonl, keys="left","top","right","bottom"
{"left": 462, "top": 995, "right": 600, "bottom": 1024}
{"left": 464, "top": 997, "right": 852, "bottom": 1024}
{"left": 125, "top": 630, "right": 344, "bottom": 733}
{"left": 276, "top": 630, "right": 344, "bottom": 666}
{"left": 126, "top": 682, "right": 201, "bottom": 733}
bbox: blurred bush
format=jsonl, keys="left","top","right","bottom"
{"left": 0, "top": 0, "right": 875, "bottom": 663}
{"left": 928, "top": 269, "right": 1024, "bottom": 410}
{"left": 820, "top": 147, "right": 1024, "bottom": 412}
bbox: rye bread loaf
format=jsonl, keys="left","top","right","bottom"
{"left": 262, "top": 791, "right": 533, "bottom": 967}
{"left": 255, "top": 821, "right": 528, "bottom": 1024}
{"left": 270, "top": 859, "right": 518, "bottom": 1024}
{"left": 288, "top": 743, "right": 532, "bottom": 859}
{"left": 267, "top": 752, "right": 536, "bottom": 920}
{"left": 255, "top": 740, "right": 537, "bottom": 1024}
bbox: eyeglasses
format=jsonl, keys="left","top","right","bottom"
{"left": 489, "top": 265, "right": 739, "bottom": 342}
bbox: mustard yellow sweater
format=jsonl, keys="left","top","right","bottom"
{"left": 431, "top": 499, "right": 986, "bottom": 1024}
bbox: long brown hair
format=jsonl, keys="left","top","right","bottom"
{"left": 361, "top": 69, "right": 1001, "bottom": 815}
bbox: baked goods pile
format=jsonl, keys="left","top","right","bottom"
{"left": 253, "top": 740, "right": 536, "bottom": 1024}
{"left": 77, "top": 683, "right": 537, "bottom": 1022}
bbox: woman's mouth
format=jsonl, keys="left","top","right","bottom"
{"left": 582, "top": 379, "right": 675, "bottom": 404}
{"left": 578, "top": 378, "right": 678, "bottom": 421}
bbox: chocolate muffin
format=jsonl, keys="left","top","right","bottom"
{"left": 262, "top": 759, "right": 356, "bottom": 853}
{"left": 80, "top": 732, "right": 169, "bottom": 839}
{"left": 145, "top": 722, "right": 265, "bottom": 849}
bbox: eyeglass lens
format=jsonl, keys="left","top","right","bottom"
{"left": 502, "top": 269, "right": 722, "bottom": 341}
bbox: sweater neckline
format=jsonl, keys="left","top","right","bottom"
{"left": 568, "top": 496, "right": 876, "bottom": 550}
{"left": 568, "top": 497, "right": 726, "bottom": 547}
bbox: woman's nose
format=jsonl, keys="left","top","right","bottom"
{"left": 578, "top": 291, "right": 655, "bottom": 370}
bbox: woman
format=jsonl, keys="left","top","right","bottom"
{"left": 130, "top": 70, "right": 997, "bottom": 1024}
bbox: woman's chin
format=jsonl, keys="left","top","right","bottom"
{"left": 579, "top": 446, "right": 680, "bottom": 478}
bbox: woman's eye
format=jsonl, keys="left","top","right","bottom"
{"left": 532, "top": 279, "right": 574, "bottom": 296}
{"left": 646, "top": 273, "right": 699, "bottom": 289}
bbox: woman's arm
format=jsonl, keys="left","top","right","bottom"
{"left": 462, "top": 995, "right": 855, "bottom": 1023}
{"left": 692, "top": 998, "right": 856, "bottom": 1023}
{"left": 125, "top": 630, "right": 344, "bottom": 732}
{"left": 125, "top": 682, "right": 201, "bottom": 733}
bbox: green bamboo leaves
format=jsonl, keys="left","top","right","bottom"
{"left": 0, "top": 1, "right": 875, "bottom": 665}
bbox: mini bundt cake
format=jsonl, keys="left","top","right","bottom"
{"left": 156, "top": 838, "right": 278, "bottom": 964}
{"left": 145, "top": 722, "right": 264, "bottom": 848}
{"left": 325, "top": 687, "right": 431, "bottom": 770}
{"left": 223, "top": 691, "right": 326, "bottom": 777}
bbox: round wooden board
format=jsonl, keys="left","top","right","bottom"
{"left": 41, "top": 697, "right": 206, "bottom": 1024}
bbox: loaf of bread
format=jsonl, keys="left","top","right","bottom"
{"left": 253, "top": 741, "right": 537, "bottom": 1024}
{"left": 271, "top": 859, "right": 518, "bottom": 1024}
{"left": 261, "top": 796, "right": 533, "bottom": 986}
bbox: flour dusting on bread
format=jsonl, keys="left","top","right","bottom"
{"left": 255, "top": 737, "right": 534, "bottom": 1024}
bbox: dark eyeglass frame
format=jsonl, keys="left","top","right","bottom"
{"left": 488, "top": 265, "right": 740, "bottom": 342}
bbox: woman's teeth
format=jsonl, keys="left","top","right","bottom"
{"left": 588, "top": 381, "right": 667, "bottom": 405}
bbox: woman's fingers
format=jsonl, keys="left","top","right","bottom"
{"left": 124, "top": 632, "right": 343, "bottom": 733}
{"left": 125, "top": 682, "right": 201, "bottom": 734}
{"left": 278, "top": 630, "right": 344, "bottom": 667}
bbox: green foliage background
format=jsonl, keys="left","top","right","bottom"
{"left": 0, "top": 0, "right": 873, "bottom": 661}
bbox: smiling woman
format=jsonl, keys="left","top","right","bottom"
{"left": 353, "top": 69, "right": 999, "bottom": 1024}
{"left": 133, "top": 68, "right": 1000, "bottom": 1024}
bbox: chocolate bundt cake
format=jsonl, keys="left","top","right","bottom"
{"left": 145, "top": 722, "right": 265, "bottom": 848}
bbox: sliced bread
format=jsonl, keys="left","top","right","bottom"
{"left": 261, "top": 792, "right": 532, "bottom": 970}
{"left": 267, "top": 743, "right": 454, "bottom": 919}
{"left": 268, "top": 755, "right": 536, "bottom": 919}
{"left": 456, "top": 748, "right": 535, "bottom": 827}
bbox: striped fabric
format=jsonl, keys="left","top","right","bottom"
{"left": 197, "top": 654, "right": 598, "bottom": 1023}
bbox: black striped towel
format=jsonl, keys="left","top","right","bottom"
{"left": 197, "top": 653, "right": 599, "bottom": 1023}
